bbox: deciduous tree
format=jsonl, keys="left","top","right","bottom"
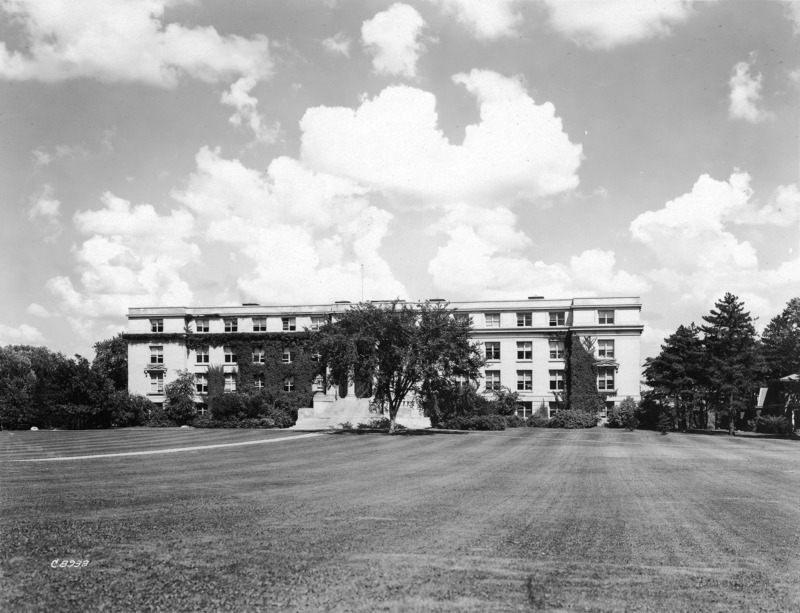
{"left": 313, "top": 301, "right": 483, "bottom": 433}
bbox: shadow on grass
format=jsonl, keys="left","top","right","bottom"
{"left": 684, "top": 429, "right": 800, "bottom": 441}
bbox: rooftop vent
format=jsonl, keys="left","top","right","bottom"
{"left": 528, "top": 296, "right": 544, "bottom": 300}
{"left": 429, "top": 298, "right": 446, "bottom": 302}
{"left": 334, "top": 300, "right": 351, "bottom": 304}
{"left": 242, "top": 303, "right": 259, "bottom": 306}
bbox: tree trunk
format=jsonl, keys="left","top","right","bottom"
{"left": 388, "top": 402, "right": 399, "bottom": 434}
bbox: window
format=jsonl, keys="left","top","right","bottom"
{"left": 149, "top": 372, "right": 164, "bottom": 394}
{"left": 485, "top": 370, "right": 501, "bottom": 391}
{"left": 253, "top": 347, "right": 265, "bottom": 363}
{"left": 196, "top": 347, "right": 209, "bottom": 364}
{"left": 598, "top": 367, "right": 615, "bottom": 391}
{"left": 310, "top": 316, "right": 326, "bottom": 331}
{"left": 224, "top": 373, "right": 237, "bottom": 393}
{"left": 485, "top": 313, "right": 500, "bottom": 328}
{"left": 517, "top": 370, "right": 532, "bottom": 391}
{"left": 548, "top": 402, "right": 559, "bottom": 418}
{"left": 195, "top": 373, "right": 208, "bottom": 394}
{"left": 149, "top": 345, "right": 163, "bottom": 364}
{"left": 224, "top": 318, "right": 238, "bottom": 333}
{"left": 195, "top": 319, "right": 209, "bottom": 333}
{"left": 311, "top": 352, "right": 321, "bottom": 362}
{"left": 598, "top": 340, "right": 615, "bottom": 358}
{"left": 224, "top": 346, "right": 237, "bottom": 363}
{"left": 515, "top": 401, "right": 533, "bottom": 419}
{"left": 282, "top": 317, "right": 296, "bottom": 331}
{"left": 284, "top": 376, "right": 295, "bottom": 392}
{"left": 252, "top": 317, "right": 267, "bottom": 332}
{"left": 549, "top": 311, "right": 566, "bottom": 326}
{"left": 549, "top": 340, "right": 565, "bottom": 359}
{"left": 598, "top": 310, "right": 615, "bottom": 325}
{"left": 150, "top": 319, "right": 163, "bottom": 333}
{"left": 196, "top": 403, "right": 207, "bottom": 416}
{"left": 454, "top": 375, "right": 469, "bottom": 390}
{"left": 516, "top": 341, "right": 532, "bottom": 360}
{"left": 549, "top": 370, "right": 565, "bottom": 391}
{"left": 282, "top": 349, "right": 295, "bottom": 364}
{"left": 485, "top": 342, "right": 500, "bottom": 361}
{"left": 254, "top": 374, "right": 264, "bottom": 390}
{"left": 516, "top": 312, "right": 532, "bottom": 327}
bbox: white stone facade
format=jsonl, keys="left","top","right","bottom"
{"left": 126, "top": 297, "right": 643, "bottom": 420}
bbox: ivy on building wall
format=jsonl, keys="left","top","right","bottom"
{"left": 126, "top": 332, "right": 321, "bottom": 407}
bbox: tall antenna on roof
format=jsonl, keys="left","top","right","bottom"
{"left": 361, "top": 263, "right": 364, "bottom": 302}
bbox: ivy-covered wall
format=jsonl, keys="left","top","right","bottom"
{"left": 125, "top": 332, "right": 322, "bottom": 407}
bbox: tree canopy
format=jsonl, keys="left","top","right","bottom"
{"left": 92, "top": 333, "right": 128, "bottom": 391}
{"left": 313, "top": 301, "right": 484, "bottom": 433}
{"left": 761, "top": 297, "right": 800, "bottom": 381}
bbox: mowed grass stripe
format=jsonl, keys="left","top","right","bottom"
{"left": 0, "top": 428, "right": 317, "bottom": 460}
{"left": 3, "top": 429, "right": 800, "bottom": 611}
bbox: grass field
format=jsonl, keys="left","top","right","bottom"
{"left": 1, "top": 427, "right": 799, "bottom": 612}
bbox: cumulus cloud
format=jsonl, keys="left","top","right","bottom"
{"left": 26, "top": 303, "right": 55, "bottom": 318}
{"left": 172, "top": 147, "right": 406, "bottom": 303}
{"left": 427, "top": 0, "right": 521, "bottom": 40}
{"left": 361, "top": 3, "right": 427, "bottom": 78}
{"left": 300, "top": 69, "right": 582, "bottom": 205}
{"left": 321, "top": 32, "right": 352, "bottom": 57}
{"left": 783, "top": 0, "right": 800, "bottom": 34}
{"left": 0, "top": 0, "right": 273, "bottom": 140}
{"left": 220, "top": 76, "right": 281, "bottom": 144}
{"left": 630, "top": 172, "right": 800, "bottom": 313}
{"left": 541, "top": 0, "right": 700, "bottom": 48}
{"left": 48, "top": 193, "right": 199, "bottom": 320}
{"left": 428, "top": 204, "right": 649, "bottom": 299}
{"left": 28, "top": 184, "right": 61, "bottom": 242}
{"left": 729, "top": 59, "right": 774, "bottom": 123}
{"left": 0, "top": 323, "right": 46, "bottom": 346}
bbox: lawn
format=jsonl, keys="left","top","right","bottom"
{"left": 1, "top": 427, "right": 799, "bottom": 612}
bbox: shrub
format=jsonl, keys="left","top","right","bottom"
{"left": 356, "top": 417, "right": 406, "bottom": 431}
{"left": 163, "top": 370, "right": 198, "bottom": 426}
{"left": 110, "top": 392, "right": 153, "bottom": 427}
{"left": 606, "top": 397, "right": 639, "bottom": 431}
{"left": 439, "top": 414, "right": 506, "bottom": 431}
{"left": 526, "top": 414, "right": 550, "bottom": 428}
{"left": 753, "top": 414, "right": 793, "bottom": 435}
{"left": 191, "top": 415, "right": 277, "bottom": 429}
{"left": 505, "top": 415, "right": 527, "bottom": 428}
{"left": 145, "top": 405, "right": 175, "bottom": 427}
{"left": 210, "top": 393, "right": 245, "bottom": 420}
{"left": 548, "top": 410, "right": 596, "bottom": 429}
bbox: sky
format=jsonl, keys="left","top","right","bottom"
{"left": 0, "top": 0, "right": 798, "bottom": 364}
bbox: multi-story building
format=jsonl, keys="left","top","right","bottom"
{"left": 125, "top": 296, "right": 642, "bottom": 421}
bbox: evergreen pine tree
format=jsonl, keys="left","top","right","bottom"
{"left": 761, "top": 297, "right": 800, "bottom": 380}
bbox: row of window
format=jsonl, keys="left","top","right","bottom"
{"left": 483, "top": 339, "right": 614, "bottom": 361}
{"left": 148, "top": 310, "right": 618, "bottom": 333}
{"left": 149, "top": 346, "right": 319, "bottom": 365}
{"left": 483, "top": 368, "right": 615, "bottom": 392}
{"left": 148, "top": 372, "right": 296, "bottom": 394}
{"left": 149, "top": 316, "right": 327, "bottom": 333}
{"left": 458, "top": 310, "right": 615, "bottom": 328}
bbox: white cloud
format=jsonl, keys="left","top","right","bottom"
{"left": 729, "top": 60, "right": 774, "bottom": 123}
{"left": 541, "top": 0, "right": 701, "bottom": 48}
{"left": 220, "top": 76, "right": 281, "bottom": 144}
{"left": 428, "top": 204, "right": 649, "bottom": 299}
{"left": 321, "top": 32, "right": 352, "bottom": 57}
{"left": 428, "top": 0, "right": 521, "bottom": 40}
{"left": 300, "top": 69, "right": 582, "bottom": 205}
{"left": 630, "top": 172, "right": 800, "bottom": 317}
{"left": 361, "top": 3, "right": 427, "bottom": 78}
{"left": 0, "top": 0, "right": 273, "bottom": 140}
{"left": 26, "top": 303, "right": 55, "bottom": 318}
{"left": 28, "top": 184, "right": 61, "bottom": 242}
{"left": 171, "top": 147, "right": 406, "bottom": 304}
{"left": 783, "top": 0, "right": 800, "bottom": 34}
{"left": 0, "top": 323, "right": 45, "bottom": 346}
{"left": 48, "top": 193, "right": 199, "bottom": 319}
